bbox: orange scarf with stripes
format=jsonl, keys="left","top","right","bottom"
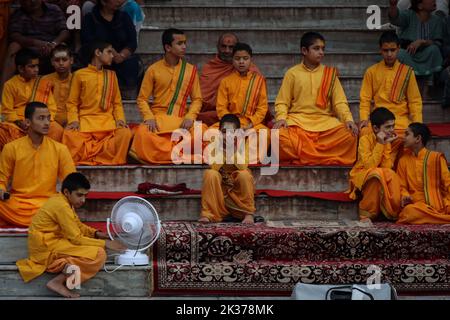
{"left": 167, "top": 60, "right": 197, "bottom": 117}
{"left": 100, "top": 69, "right": 116, "bottom": 111}
{"left": 423, "top": 150, "right": 446, "bottom": 211}
{"left": 241, "top": 72, "right": 265, "bottom": 117}
{"left": 316, "top": 66, "right": 338, "bottom": 110}
{"left": 390, "top": 63, "right": 413, "bottom": 103}
{"left": 29, "top": 76, "right": 52, "bottom": 104}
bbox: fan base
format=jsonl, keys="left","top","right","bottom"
{"left": 115, "top": 250, "right": 149, "bottom": 266}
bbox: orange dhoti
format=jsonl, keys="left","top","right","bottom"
{"left": 0, "top": 196, "right": 48, "bottom": 227}
{"left": 358, "top": 167, "right": 402, "bottom": 221}
{"left": 279, "top": 124, "right": 357, "bottom": 165}
{"left": 18, "top": 247, "right": 107, "bottom": 283}
{"left": 62, "top": 128, "right": 132, "bottom": 165}
{"left": 200, "top": 169, "right": 256, "bottom": 222}
{"left": 46, "top": 247, "right": 107, "bottom": 284}
{"left": 397, "top": 203, "right": 450, "bottom": 224}
{"left": 0, "top": 121, "right": 63, "bottom": 151}
{"left": 129, "top": 117, "right": 208, "bottom": 164}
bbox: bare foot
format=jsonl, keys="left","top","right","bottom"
{"left": 198, "top": 217, "right": 210, "bottom": 223}
{"left": 46, "top": 274, "right": 80, "bottom": 298}
{"left": 242, "top": 214, "right": 254, "bottom": 224}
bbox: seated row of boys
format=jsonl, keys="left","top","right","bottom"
{"left": 0, "top": 100, "right": 447, "bottom": 230}
{"left": 200, "top": 110, "right": 450, "bottom": 225}
{"left": 0, "top": 29, "right": 423, "bottom": 168}
{"left": 0, "top": 28, "right": 446, "bottom": 227}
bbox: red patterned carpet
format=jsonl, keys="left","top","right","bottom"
{"left": 152, "top": 222, "right": 450, "bottom": 296}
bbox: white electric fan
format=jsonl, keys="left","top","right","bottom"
{"left": 106, "top": 196, "right": 161, "bottom": 266}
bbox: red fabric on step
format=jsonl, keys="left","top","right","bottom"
{"left": 428, "top": 123, "right": 450, "bottom": 137}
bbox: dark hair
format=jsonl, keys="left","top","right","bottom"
{"left": 25, "top": 102, "right": 48, "bottom": 120}
{"left": 233, "top": 42, "right": 253, "bottom": 56}
{"left": 370, "top": 107, "right": 395, "bottom": 128}
{"left": 408, "top": 122, "right": 431, "bottom": 146}
{"left": 62, "top": 172, "right": 91, "bottom": 193}
{"left": 162, "top": 28, "right": 185, "bottom": 51}
{"left": 300, "top": 32, "right": 325, "bottom": 51}
{"left": 15, "top": 48, "right": 39, "bottom": 67}
{"left": 219, "top": 114, "right": 241, "bottom": 129}
{"left": 50, "top": 43, "right": 73, "bottom": 58}
{"left": 88, "top": 40, "right": 112, "bottom": 61}
{"left": 379, "top": 30, "right": 400, "bottom": 46}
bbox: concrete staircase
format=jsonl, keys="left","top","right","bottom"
{"left": 1, "top": 0, "right": 450, "bottom": 298}
{"left": 77, "top": 165, "right": 358, "bottom": 222}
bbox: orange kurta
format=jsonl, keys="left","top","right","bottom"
{"left": 62, "top": 65, "right": 132, "bottom": 165}
{"left": 0, "top": 136, "right": 76, "bottom": 227}
{"left": 211, "top": 70, "right": 270, "bottom": 162}
{"left": 201, "top": 152, "right": 256, "bottom": 222}
{"left": 130, "top": 58, "right": 206, "bottom": 164}
{"left": 198, "top": 55, "right": 261, "bottom": 125}
{"left": 359, "top": 60, "right": 423, "bottom": 165}
{"left": 275, "top": 63, "right": 357, "bottom": 165}
{"left": 360, "top": 60, "right": 422, "bottom": 130}
{"left": 0, "top": 75, "right": 64, "bottom": 150}
{"left": 214, "top": 70, "right": 268, "bottom": 128}
{"left": 43, "top": 72, "right": 73, "bottom": 126}
{"left": 16, "top": 193, "right": 106, "bottom": 283}
{"left": 396, "top": 148, "right": 450, "bottom": 224}
{"left": 348, "top": 132, "right": 401, "bottom": 220}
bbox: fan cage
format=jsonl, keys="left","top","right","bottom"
{"left": 110, "top": 196, "right": 161, "bottom": 251}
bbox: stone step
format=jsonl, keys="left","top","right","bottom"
{"left": 0, "top": 234, "right": 27, "bottom": 263}
{"left": 141, "top": 5, "right": 388, "bottom": 29}
{"left": 78, "top": 151, "right": 450, "bottom": 193}
{"left": 127, "top": 74, "right": 445, "bottom": 102}
{"left": 0, "top": 265, "right": 151, "bottom": 297}
{"left": 79, "top": 193, "right": 357, "bottom": 223}
{"left": 260, "top": 76, "right": 444, "bottom": 101}
{"left": 139, "top": 28, "right": 382, "bottom": 53}
{"left": 78, "top": 165, "right": 352, "bottom": 192}
{"left": 144, "top": 0, "right": 387, "bottom": 6}
{"left": 138, "top": 52, "right": 381, "bottom": 77}
{"left": 346, "top": 101, "right": 450, "bottom": 124}
{"left": 122, "top": 100, "right": 450, "bottom": 124}
{"left": 1, "top": 193, "right": 356, "bottom": 263}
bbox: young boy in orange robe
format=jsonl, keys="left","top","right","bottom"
{"left": 0, "top": 102, "right": 75, "bottom": 227}
{"left": 129, "top": 28, "right": 206, "bottom": 164}
{"left": 16, "top": 172, "right": 126, "bottom": 298}
{"left": 348, "top": 107, "right": 402, "bottom": 221}
{"left": 62, "top": 41, "right": 132, "bottom": 165}
{"left": 43, "top": 44, "right": 74, "bottom": 127}
{"left": 396, "top": 123, "right": 450, "bottom": 224}
{"left": 199, "top": 114, "right": 256, "bottom": 224}
{"left": 273, "top": 32, "right": 358, "bottom": 165}
{"left": 0, "top": 48, "right": 64, "bottom": 150}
